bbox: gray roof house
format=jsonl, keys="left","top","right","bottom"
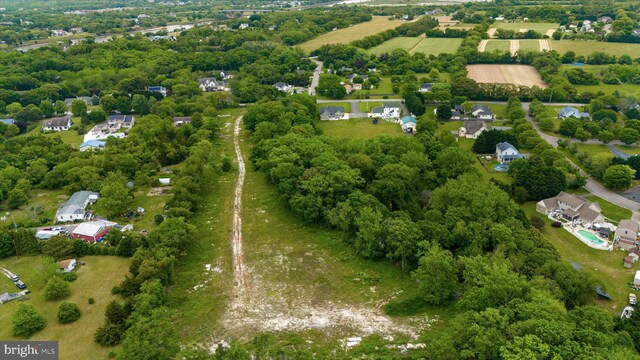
{"left": 616, "top": 219, "right": 639, "bottom": 250}
{"left": 471, "top": 105, "right": 495, "bottom": 120}
{"left": 496, "top": 142, "right": 525, "bottom": 163}
{"left": 320, "top": 106, "right": 347, "bottom": 120}
{"left": 42, "top": 116, "right": 72, "bottom": 132}
{"left": 419, "top": 83, "right": 433, "bottom": 93}
{"left": 559, "top": 106, "right": 590, "bottom": 119}
{"left": 274, "top": 82, "right": 292, "bottom": 93}
{"left": 459, "top": 121, "right": 491, "bottom": 139}
{"left": 347, "top": 74, "right": 369, "bottom": 82}
{"left": 108, "top": 115, "right": 135, "bottom": 129}
{"left": 536, "top": 191, "right": 605, "bottom": 224}
{"left": 55, "top": 191, "right": 99, "bottom": 223}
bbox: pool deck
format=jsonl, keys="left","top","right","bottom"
{"left": 565, "top": 225, "right": 613, "bottom": 251}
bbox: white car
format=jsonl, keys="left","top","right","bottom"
{"left": 631, "top": 293, "right": 637, "bottom": 306}
{"left": 621, "top": 306, "right": 635, "bottom": 319}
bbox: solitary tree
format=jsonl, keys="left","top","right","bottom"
{"left": 58, "top": 302, "right": 81, "bottom": 324}
{"left": 71, "top": 100, "right": 87, "bottom": 117}
{"left": 12, "top": 303, "right": 46, "bottom": 337}
{"left": 603, "top": 165, "right": 635, "bottom": 189}
{"left": 44, "top": 276, "right": 71, "bottom": 301}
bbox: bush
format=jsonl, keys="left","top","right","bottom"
{"left": 44, "top": 276, "right": 71, "bottom": 301}
{"left": 88, "top": 297, "right": 95, "bottom": 304}
{"left": 61, "top": 272, "right": 78, "bottom": 282}
{"left": 58, "top": 302, "right": 81, "bottom": 324}
{"left": 154, "top": 214, "right": 164, "bottom": 225}
{"left": 111, "top": 286, "right": 122, "bottom": 295}
{"left": 221, "top": 157, "right": 232, "bottom": 172}
{"left": 12, "top": 303, "right": 46, "bottom": 337}
{"left": 530, "top": 215, "right": 546, "bottom": 230}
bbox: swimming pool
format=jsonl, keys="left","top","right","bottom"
{"left": 495, "top": 164, "right": 509, "bottom": 172}
{"left": 577, "top": 230, "right": 605, "bottom": 245}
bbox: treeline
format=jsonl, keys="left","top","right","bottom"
{"left": 350, "top": 17, "right": 439, "bottom": 50}
{"left": 245, "top": 95, "right": 640, "bottom": 358}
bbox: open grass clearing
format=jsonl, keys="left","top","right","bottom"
{"left": 518, "top": 39, "right": 542, "bottom": 52}
{"left": 491, "top": 22, "right": 559, "bottom": 34}
{"left": 409, "top": 38, "right": 462, "bottom": 56}
{"left": 0, "top": 189, "right": 67, "bottom": 227}
{"left": 298, "top": 17, "right": 407, "bottom": 54}
{"left": 0, "top": 256, "right": 130, "bottom": 359}
{"left": 550, "top": 40, "right": 640, "bottom": 57}
{"left": 613, "top": 144, "right": 640, "bottom": 156}
{"left": 466, "top": 64, "right": 547, "bottom": 88}
{"left": 316, "top": 118, "right": 403, "bottom": 139}
{"left": 585, "top": 195, "right": 632, "bottom": 223}
{"left": 575, "top": 83, "right": 640, "bottom": 98}
{"left": 483, "top": 39, "right": 511, "bottom": 52}
{"left": 521, "top": 202, "right": 635, "bottom": 313}
{"left": 474, "top": 103, "right": 509, "bottom": 119}
{"left": 367, "top": 37, "right": 421, "bottom": 55}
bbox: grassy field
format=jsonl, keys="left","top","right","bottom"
{"left": 0, "top": 189, "right": 67, "bottom": 226}
{"left": 521, "top": 202, "right": 635, "bottom": 313}
{"left": 0, "top": 256, "right": 130, "bottom": 359}
{"left": 358, "top": 101, "right": 383, "bottom": 112}
{"left": 475, "top": 103, "right": 508, "bottom": 119}
{"left": 409, "top": 38, "right": 462, "bottom": 56}
{"left": 483, "top": 40, "right": 511, "bottom": 52}
{"left": 550, "top": 40, "right": 640, "bottom": 57}
{"left": 585, "top": 195, "right": 632, "bottom": 223}
{"left": 316, "top": 118, "right": 403, "bottom": 139}
{"left": 492, "top": 22, "right": 559, "bottom": 33}
{"left": 298, "top": 17, "right": 407, "bottom": 54}
{"left": 518, "top": 40, "right": 541, "bottom": 52}
{"left": 575, "top": 83, "right": 640, "bottom": 98}
{"left": 367, "top": 37, "right": 421, "bottom": 55}
{"left": 319, "top": 102, "right": 351, "bottom": 112}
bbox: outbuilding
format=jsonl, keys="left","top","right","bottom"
{"left": 58, "top": 259, "right": 77, "bottom": 273}
{"left": 72, "top": 221, "right": 111, "bottom": 243}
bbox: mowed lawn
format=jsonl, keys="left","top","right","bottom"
{"left": 484, "top": 40, "right": 511, "bottom": 52}
{"left": 585, "top": 195, "right": 632, "bottom": 223}
{"left": 0, "top": 256, "right": 130, "bottom": 359}
{"left": 367, "top": 37, "right": 421, "bottom": 55}
{"left": 316, "top": 118, "right": 403, "bottom": 139}
{"left": 298, "top": 16, "right": 407, "bottom": 53}
{"left": 409, "top": 38, "right": 462, "bottom": 56}
{"left": 492, "top": 22, "right": 559, "bottom": 33}
{"left": 575, "top": 83, "right": 640, "bottom": 98}
{"left": 0, "top": 189, "right": 67, "bottom": 225}
{"left": 521, "top": 202, "right": 635, "bottom": 313}
{"left": 518, "top": 40, "right": 542, "bottom": 52}
{"left": 550, "top": 40, "right": 640, "bottom": 57}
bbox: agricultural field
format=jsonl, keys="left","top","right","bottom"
{"left": 483, "top": 40, "right": 511, "bottom": 53}
{"left": 574, "top": 83, "right": 640, "bottom": 98}
{"left": 298, "top": 16, "right": 407, "bottom": 54}
{"left": 518, "top": 39, "right": 543, "bottom": 52}
{"left": 367, "top": 37, "right": 462, "bottom": 56}
{"left": 367, "top": 37, "right": 421, "bottom": 55}
{"left": 316, "top": 118, "right": 403, "bottom": 139}
{"left": 491, "top": 21, "right": 559, "bottom": 34}
{"left": 466, "top": 64, "right": 547, "bottom": 88}
{"left": 549, "top": 40, "right": 640, "bottom": 57}
{"left": 0, "top": 256, "right": 131, "bottom": 359}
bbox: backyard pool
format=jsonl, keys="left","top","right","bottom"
{"left": 495, "top": 164, "right": 509, "bottom": 172}
{"left": 577, "top": 230, "right": 605, "bottom": 245}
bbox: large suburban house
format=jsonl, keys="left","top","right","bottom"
{"left": 536, "top": 191, "right": 605, "bottom": 225}
{"left": 320, "top": 106, "right": 348, "bottom": 120}
{"left": 419, "top": 83, "right": 434, "bottom": 93}
{"left": 471, "top": 105, "right": 495, "bottom": 120}
{"left": 219, "top": 70, "right": 233, "bottom": 80}
{"left": 559, "top": 106, "right": 590, "bottom": 119}
{"left": 108, "top": 115, "right": 135, "bottom": 129}
{"left": 42, "top": 116, "right": 72, "bottom": 132}
{"left": 615, "top": 219, "right": 639, "bottom": 250}
{"left": 55, "top": 191, "right": 99, "bottom": 223}
{"left": 274, "top": 82, "right": 292, "bottom": 93}
{"left": 72, "top": 220, "right": 114, "bottom": 243}
{"left": 495, "top": 142, "right": 525, "bottom": 163}
{"left": 368, "top": 102, "right": 401, "bottom": 120}
{"left": 147, "top": 86, "right": 167, "bottom": 97}
{"left": 198, "top": 78, "right": 229, "bottom": 92}
{"left": 79, "top": 140, "right": 106, "bottom": 152}
{"left": 459, "top": 121, "right": 491, "bottom": 139}
{"left": 401, "top": 115, "right": 417, "bottom": 133}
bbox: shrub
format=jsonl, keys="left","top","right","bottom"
{"left": 154, "top": 214, "right": 164, "bottom": 225}
{"left": 221, "top": 157, "right": 232, "bottom": 172}
{"left": 12, "top": 303, "right": 46, "bottom": 337}
{"left": 61, "top": 272, "right": 78, "bottom": 282}
{"left": 58, "top": 302, "right": 81, "bottom": 324}
{"left": 44, "top": 276, "right": 71, "bottom": 301}
{"left": 88, "top": 297, "right": 95, "bottom": 304}
{"left": 530, "top": 215, "right": 546, "bottom": 230}
{"left": 111, "top": 286, "right": 122, "bottom": 295}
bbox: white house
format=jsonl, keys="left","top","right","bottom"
{"left": 367, "top": 103, "right": 401, "bottom": 120}
{"left": 459, "top": 121, "right": 490, "bottom": 139}
{"left": 635, "top": 270, "right": 640, "bottom": 287}
{"left": 219, "top": 70, "right": 233, "bottom": 80}
{"left": 471, "top": 105, "right": 495, "bottom": 120}
{"left": 42, "top": 116, "right": 72, "bottom": 132}
{"left": 401, "top": 116, "right": 417, "bottom": 133}
{"left": 615, "top": 219, "right": 639, "bottom": 250}
{"left": 559, "top": 106, "right": 590, "bottom": 119}
{"left": 274, "top": 82, "right": 292, "bottom": 93}
{"left": 58, "top": 259, "right": 77, "bottom": 273}
{"left": 496, "top": 142, "right": 524, "bottom": 163}
{"left": 198, "top": 78, "right": 229, "bottom": 92}
{"left": 55, "top": 191, "right": 99, "bottom": 223}
{"left": 239, "top": 23, "right": 250, "bottom": 29}
{"left": 419, "top": 83, "right": 433, "bottom": 93}
{"left": 320, "top": 106, "right": 349, "bottom": 120}
{"left": 108, "top": 115, "right": 135, "bottom": 129}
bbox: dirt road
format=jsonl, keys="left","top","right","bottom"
{"left": 231, "top": 116, "right": 248, "bottom": 292}
{"left": 510, "top": 40, "right": 519, "bottom": 56}
{"left": 539, "top": 39, "right": 550, "bottom": 51}
{"left": 478, "top": 39, "right": 488, "bottom": 52}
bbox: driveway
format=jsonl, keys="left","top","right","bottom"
{"left": 308, "top": 58, "right": 322, "bottom": 96}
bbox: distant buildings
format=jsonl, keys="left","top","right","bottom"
{"left": 273, "top": 82, "right": 292, "bottom": 93}
{"left": 559, "top": 106, "right": 590, "bottom": 119}
{"left": 401, "top": 115, "right": 417, "bottom": 133}
{"left": 198, "top": 78, "right": 229, "bottom": 92}
{"left": 147, "top": 86, "right": 167, "bottom": 97}
{"left": 471, "top": 105, "right": 495, "bottom": 120}
{"left": 419, "top": 83, "right": 434, "bottom": 93}
{"left": 173, "top": 117, "right": 191, "bottom": 126}
{"left": 320, "top": 106, "right": 348, "bottom": 121}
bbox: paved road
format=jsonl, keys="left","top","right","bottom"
{"left": 308, "top": 58, "right": 323, "bottom": 96}
{"left": 608, "top": 144, "right": 631, "bottom": 160}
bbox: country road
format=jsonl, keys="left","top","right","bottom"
{"left": 308, "top": 58, "right": 323, "bottom": 96}
{"left": 231, "top": 116, "right": 248, "bottom": 292}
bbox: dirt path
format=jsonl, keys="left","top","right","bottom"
{"left": 539, "top": 39, "right": 550, "bottom": 51}
{"left": 478, "top": 39, "right": 488, "bottom": 52}
{"left": 0, "top": 266, "right": 14, "bottom": 279}
{"left": 487, "top": 28, "right": 497, "bottom": 37}
{"left": 545, "top": 29, "right": 556, "bottom": 38}
{"left": 231, "top": 115, "right": 248, "bottom": 293}
{"left": 510, "top": 40, "right": 519, "bottom": 55}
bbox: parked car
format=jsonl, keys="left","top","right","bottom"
{"left": 631, "top": 293, "right": 637, "bottom": 306}
{"left": 15, "top": 280, "right": 26, "bottom": 289}
{"left": 621, "top": 306, "right": 635, "bottom": 319}
{"left": 10, "top": 275, "right": 18, "bottom": 282}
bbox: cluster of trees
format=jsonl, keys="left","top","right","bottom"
{"left": 494, "top": 28, "right": 543, "bottom": 39}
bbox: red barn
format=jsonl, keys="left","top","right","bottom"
{"left": 71, "top": 221, "right": 111, "bottom": 243}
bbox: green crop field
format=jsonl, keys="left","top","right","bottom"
{"left": 298, "top": 16, "right": 407, "bottom": 54}
{"left": 0, "top": 256, "right": 130, "bottom": 359}
{"left": 518, "top": 40, "right": 541, "bottom": 52}
{"left": 409, "top": 37, "right": 462, "bottom": 56}
{"left": 367, "top": 37, "right": 421, "bottom": 55}
{"left": 492, "top": 22, "right": 559, "bottom": 34}
{"left": 484, "top": 40, "right": 511, "bottom": 52}
{"left": 550, "top": 40, "right": 640, "bottom": 57}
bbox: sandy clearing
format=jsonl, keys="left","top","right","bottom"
{"left": 539, "top": 39, "right": 550, "bottom": 51}
{"left": 478, "top": 39, "right": 488, "bottom": 52}
{"left": 545, "top": 29, "right": 556, "bottom": 37}
{"left": 510, "top": 40, "right": 519, "bottom": 55}
{"left": 519, "top": 28, "right": 527, "bottom": 33}
{"left": 467, "top": 64, "right": 547, "bottom": 88}
{"left": 487, "top": 28, "right": 497, "bottom": 37}
{"left": 231, "top": 115, "right": 248, "bottom": 293}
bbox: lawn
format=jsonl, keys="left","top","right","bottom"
{"left": 0, "top": 256, "right": 130, "bottom": 359}
{"left": 560, "top": 64, "right": 609, "bottom": 76}
{"left": 315, "top": 118, "right": 403, "bottom": 139}
{"left": 550, "top": 40, "right": 640, "bottom": 57}
{"left": 483, "top": 40, "right": 511, "bottom": 52}
{"left": 319, "top": 102, "right": 351, "bottom": 113}
{"left": 457, "top": 138, "right": 512, "bottom": 183}
{"left": 575, "top": 83, "right": 640, "bottom": 98}
{"left": 409, "top": 38, "right": 462, "bottom": 56}
{"left": 367, "top": 37, "right": 421, "bottom": 55}
{"left": 358, "top": 101, "right": 383, "bottom": 112}
{"left": 0, "top": 189, "right": 68, "bottom": 227}
{"left": 474, "top": 103, "right": 508, "bottom": 119}
{"left": 439, "top": 120, "right": 462, "bottom": 132}
{"left": 492, "top": 22, "right": 559, "bottom": 34}
{"left": 585, "top": 195, "right": 632, "bottom": 223}
{"left": 521, "top": 202, "right": 635, "bottom": 313}
{"left": 298, "top": 17, "right": 407, "bottom": 54}
{"left": 20, "top": 118, "right": 84, "bottom": 148}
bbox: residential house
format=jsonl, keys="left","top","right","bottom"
{"left": 559, "top": 106, "right": 590, "bottom": 119}
{"left": 320, "top": 106, "right": 348, "bottom": 120}
{"left": 582, "top": 20, "right": 592, "bottom": 32}
{"left": 268, "top": 25, "right": 276, "bottom": 31}
{"left": 368, "top": 102, "right": 401, "bottom": 120}
{"left": 0, "top": 118, "right": 14, "bottom": 125}
{"left": 471, "top": 105, "right": 495, "bottom": 120}
{"left": 274, "top": 82, "right": 292, "bottom": 93}
{"left": 419, "top": 83, "right": 433, "bottom": 93}
{"left": 352, "top": 83, "right": 363, "bottom": 91}
{"left": 616, "top": 219, "right": 639, "bottom": 250}
{"left": 239, "top": 23, "right": 250, "bottom": 29}
{"left": 147, "top": 86, "right": 167, "bottom": 97}
{"left": 536, "top": 191, "right": 605, "bottom": 225}
{"left": 83, "top": 124, "right": 127, "bottom": 142}
{"left": 64, "top": 96, "right": 93, "bottom": 106}
{"left": 51, "top": 29, "right": 69, "bottom": 37}
{"left": 108, "top": 115, "right": 135, "bottom": 129}
{"left": 347, "top": 74, "right": 369, "bottom": 82}
{"left": 401, "top": 115, "right": 417, "bottom": 133}
{"left": 598, "top": 16, "right": 613, "bottom": 24}
{"left": 459, "top": 121, "right": 491, "bottom": 139}
{"left": 58, "top": 259, "right": 77, "bottom": 273}
{"left": 451, "top": 111, "right": 462, "bottom": 120}
{"left": 72, "top": 220, "right": 114, "bottom": 243}
{"left": 70, "top": 27, "right": 83, "bottom": 34}
{"left": 55, "top": 191, "right": 99, "bottom": 223}
{"left": 425, "top": 8, "right": 444, "bottom": 16}
{"left": 494, "top": 16, "right": 505, "bottom": 21}
{"left": 495, "top": 142, "right": 525, "bottom": 163}
{"left": 42, "top": 116, "right": 72, "bottom": 132}
{"left": 198, "top": 78, "right": 229, "bottom": 92}
{"left": 79, "top": 140, "right": 106, "bottom": 152}
{"left": 173, "top": 117, "right": 191, "bottom": 126}
{"left": 219, "top": 70, "right": 233, "bottom": 80}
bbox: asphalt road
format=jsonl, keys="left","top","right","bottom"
{"left": 308, "top": 58, "right": 323, "bottom": 96}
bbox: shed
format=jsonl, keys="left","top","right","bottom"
{"left": 72, "top": 221, "right": 110, "bottom": 243}
{"left": 58, "top": 259, "right": 77, "bottom": 273}
{"left": 624, "top": 255, "right": 636, "bottom": 269}
{"left": 159, "top": 178, "right": 171, "bottom": 185}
